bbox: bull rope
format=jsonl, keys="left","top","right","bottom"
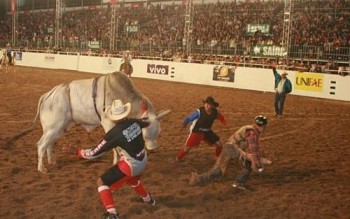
{"left": 91, "top": 75, "right": 107, "bottom": 121}
{"left": 103, "top": 74, "right": 107, "bottom": 112}
{"left": 92, "top": 77, "right": 101, "bottom": 121}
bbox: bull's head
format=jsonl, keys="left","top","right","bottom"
{"left": 142, "top": 109, "right": 171, "bottom": 151}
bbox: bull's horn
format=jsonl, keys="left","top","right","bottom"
{"left": 156, "top": 109, "right": 171, "bottom": 120}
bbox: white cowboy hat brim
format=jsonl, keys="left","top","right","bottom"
{"left": 105, "top": 102, "right": 131, "bottom": 121}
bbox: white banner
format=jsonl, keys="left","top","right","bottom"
{"left": 88, "top": 41, "right": 100, "bottom": 49}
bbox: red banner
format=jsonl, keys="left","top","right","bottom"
{"left": 11, "top": 0, "right": 15, "bottom": 15}
{"left": 110, "top": 0, "right": 117, "bottom": 5}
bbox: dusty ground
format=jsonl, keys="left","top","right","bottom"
{"left": 0, "top": 66, "right": 349, "bottom": 219}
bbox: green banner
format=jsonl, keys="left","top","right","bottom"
{"left": 88, "top": 41, "right": 100, "bottom": 49}
{"left": 253, "top": 45, "right": 286, "bottom": 57}
{"left": 246, "top": 24, "right": 270, "bottom": 35}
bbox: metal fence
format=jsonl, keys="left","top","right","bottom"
{"left": 1, "top": 0, "right": 349, "bottom": 66}
{"left": 4, "top": 38, "right": 348, "bottom": 65}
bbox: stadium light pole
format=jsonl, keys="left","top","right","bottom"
{"left": 11, "top": 0, "right": 17, "bottom": 46}
{"left": 55, "top": 0, "right": 62, "bottom": 51}
{"left": 282, "top": 0, "right": 292, "bottom": 61}
{"left": 183, "top": 0, "right": 194, "bottom": 56}
{"left": 110, "top": 1, "right": 117, "bottom": 51}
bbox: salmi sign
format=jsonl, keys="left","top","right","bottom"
{"left": 253, "top": 45, "right": 286, "bottom": 57}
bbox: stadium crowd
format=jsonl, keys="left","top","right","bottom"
{"left": 0, "top": 0, "right": 349, "bottom": 74}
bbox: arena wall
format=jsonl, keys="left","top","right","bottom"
{"left": 15, "top": 52, "right": 350, "bottom": 102}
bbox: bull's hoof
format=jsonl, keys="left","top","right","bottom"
{"left": 38, "top": 167, "right": 48, "bottom": 173}
{"left": 189, "top": 172, "right": 200, "bottom": 186}
{"left": 48, "top": 160, "right": 57, "bottom": 165}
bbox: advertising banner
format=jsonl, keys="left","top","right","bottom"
{"left": 88, "top": 41, "right": 100, "bottom": 49}
{"left": 147, "top": 64, "right": 169, "bottom": 75}
{"left": 212, "top": 65, "right": 235, "bottom": 82}
{"left": 14, "top": 51, "right": 22, "bottom": 61}
{"left": 253, "top": 45, "right": 285, "bottom": 57}
{"left": 295, "top": 72, "right": 324, "bottom": 92}
{"left": 246, "top": 24, "right": 270, "bottom": 35}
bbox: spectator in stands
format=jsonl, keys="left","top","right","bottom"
{"left": 338, "top": 66, "right": 349, "bottom": 77}
{"left": 172, "top": 52, "right": 182, "bottom": 62}
{"left": 0, "top": 0, "right": 348, "bottom": 69}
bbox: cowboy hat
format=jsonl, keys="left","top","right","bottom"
{"left": 203, "top": 96, "right": 219, "bottom": 107}
{"left": 105, "top": 99, "right": 131, "bottom": 121}
{"left": 282, "top": 71, "right": 288, "bottom": 75}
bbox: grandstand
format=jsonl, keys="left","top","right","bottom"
{"left": 0, "top": 0, "right": 349, "bottom": 73}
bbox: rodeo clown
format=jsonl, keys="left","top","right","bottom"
{"left": 189, "top": 115, "right": 272, "bottom": 190}
{"left": 62, "top": 99, "right": 155, "bottom": 219}
{"left": 176, "top": 96, "right": 227, "bottom": 161}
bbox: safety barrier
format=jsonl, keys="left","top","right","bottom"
{"left": 14, "top": 51, "right": 350, "bottom": 102}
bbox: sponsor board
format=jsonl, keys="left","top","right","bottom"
{"left": 253, "top": 45, "right": 285, "bottom": 57}
{"left": 247, "top": 24, "right": 270, "bottom": 35}
{"left": 295, "top": 72, "right": 323, "bottom": 92}
{"left": 88, "top": 41, "right": 100, "bottom": 49}
{"left": 44, "top": 55, "right": 55, "bottom": 62}
{"left": 147, "top": 64, "right": 169, "bottom": 75}
{"left": 212, "top": 65, "right": 235, "bottom": 82}
{"left": 103, "top": 56, "right": 114, "bottom": 70}
{"left": 14, "top": 51, "right": 22, "bottom": 60}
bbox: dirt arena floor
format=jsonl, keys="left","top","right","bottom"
{"left": 0, "top": 66, "right": 349, "bottom": 219}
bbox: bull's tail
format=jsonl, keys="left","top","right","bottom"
{"left": 4, "top": 85, "right": 64, "bottom": 148}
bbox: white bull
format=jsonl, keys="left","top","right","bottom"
{"left": 21, "top": 71, "right": 170, "bottom": 172}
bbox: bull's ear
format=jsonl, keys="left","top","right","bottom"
{"left": 156, "top": 109, "right": 171, "bottom": 121}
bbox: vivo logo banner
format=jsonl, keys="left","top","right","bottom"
{"left": 147, "top": 64, "right": 169, "bottom": 75}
